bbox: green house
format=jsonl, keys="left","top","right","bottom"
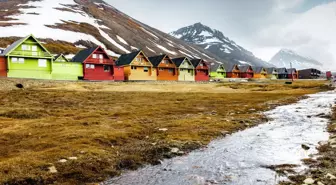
{"left": 210, "top": 63, "right": 226, "bottom": 80}
{"left": 52, "top": 54, "right": 83, "bottom": 80}
{"left": 3, "top": 35, "right": 53, "bottom": 79}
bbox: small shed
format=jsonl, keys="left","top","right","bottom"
{"left": 239, "top": 65, "right": 254, "bottom": 79}
{"left": 191, "top": 59, "right": 210, "bottom": 82}
{"left": 116, "top": 50, "right": 156, "bottom": 81}
{"left": 148, "top": 54, "right": 178, "bottom": 81}
{"left": 172, "top": 57, "right": 195, "bottom": 81}
{"left": 52, "top": 54, "right": 83, "bottom": 80}
{"left": 209, "top": 63, "right": 226, "bottom": 80}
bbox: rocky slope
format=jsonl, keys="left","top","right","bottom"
{"left": 0, "top": 0, "right": 223, "bottom": 64}
{"left": 269, "top": 49, "right": 323, "bottom": 70}
{"left": 170, "top": 23, "right": 274, "bottom": 67}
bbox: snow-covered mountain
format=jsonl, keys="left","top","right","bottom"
{"left": 170, "top": 23, "right": 274, "bottom": 67}
{"left": 0, "top": 0, "right": 225, "bottom": 64}
{"left": 269, "top": 49, "right": 323, "bottom": 70}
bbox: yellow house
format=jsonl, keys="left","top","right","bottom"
{"left": 116, "top": 50, "right": 156, "bottom": 81}
{"left": 252, "top": 66, "right": 267, "bottom": 79}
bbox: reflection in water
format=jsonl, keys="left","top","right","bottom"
{"left": 103, "top": 91, "right": 336, "bottom": 185}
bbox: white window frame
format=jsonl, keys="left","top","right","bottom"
{"left": 18, "top": 58, "right": 25, "bottom": 64}
{"left": 21, "top": 45, "right": 30, "bottom": 51}
{"left": 32, "top": 45, "right": 37, "bottom": 51}
{"left": 90, "top": 64, "right": 95, "bottom": 69}
{"left": 86, "top": 64, "right": 91, "bottom": 69}
{"left": 38, "top": 59, "right": 47, "bottom": 67}
{"left": 12, "top": 57, "right": 18, "bottom": 63}
{"left": 92, "top": 54, "right": 97, "bottom": 59}
{"left": 99, "top": 54, "right": 103, "bottom": 59}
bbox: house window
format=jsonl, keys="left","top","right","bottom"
{"left": 164, "top": 60, "right": 169, "bottom": 64}
{"left": 18, "top": 58, "right": 25, "bottom": 64}
{"left": 38, "top": 59, "right": 46, "bottom": 67}
{"left": 99, "top": 54, "right": 103, "bottom": 59}
{"left": 32, "top": 46, "right": 37, "bottom": 51}
{"left": 131, "top": 66, "right": 137, "bottom": 70}
{"left": 144, "top": 67, "right": 149, "bottom": 72}
{"left": 168, "top": 69, "right": 174, "bottom": 73}
{"left": 12, "top": 58, "right": 18, "bottom": 63}
{"left": 86, "top": 64, "right": 90, "bottom": 68}
{"left": 159, "top": 68, "right": 164, "bottom": 71}
{"left": 90, "top": 64, "right": 95, "bottom": 69}
{"left": 104, "top": 65, "right": 111, "bottom": 72}
{"left": 180, "top": 69, "right": 184, "bottom": 71}
{"left": 21, "top": 45, "right": 30, "bottom": 51}
{"left": 136, "top": 57, "right": 142, "bottom": 63}
{"left": 92, "top": 54, "right": 97, "bottom": 59}
{"left": 200, "top": 63, "right": 203, "bottom": 67}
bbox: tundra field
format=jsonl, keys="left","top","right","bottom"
{"left": 0, "top": 79, "right": 333, "bottom": 185}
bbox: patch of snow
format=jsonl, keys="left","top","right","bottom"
{"left": 146, "top": 46, "right": 156, "bottom": 53}
{"left": 199, "top": 30, "right": 212, "bottom": 37}
{"left": 75, "top": 44, "right": 87, "bottom": 48}
{"left": 117, "top": 35, "right": 128, "bottom": 45}
{"left": 141, "top": 27, "right": 159, "bottom": 40}
{"left": 167, "top": 42, "right": 174, "bottom": 47}
{"left": 201, "top": 53, "right": 213, "bottom": 59}
{"left": 99, "top": 24, "right": 110, "bottom": 30}
{"left": 178, "top": 50, "right": 194, "bottom": 58}
{"left": 221, "top": 48, "right": 231, "bottom": 54}
{"left": 199, "top": 37, "right": 222, "bottom": 44}
{"left": 155, "top": 44, "right": 176, "bottom": 55}
{"left": 205, "top": 45, "right": 211, "bottom": 49}
{"left": 130, "top": 46, "right": 138, "bottom": 50}
{"left": 222, "top": 44, "right": 234, "bottom": 50}
{"left": 65, "top": 54, "right": 75, "bottom": 59}
{"left": 239, "top": 60, "right": 252, "bottom": 65}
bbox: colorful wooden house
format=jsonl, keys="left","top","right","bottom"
{"left": 266, "top": 68, "right": 278, "bottom": 79}
{"left": 277, "top": 68, "right": 288, "bottom": 79}
{"left": 52, "top": 54, "right": 83, "bottom": 80}
{"left": 72, "top": 46, "right": 123, "bottom": 81}
{"left": 224, "top": 63, "right": 240, "bottom": 78}
{"left": 287, "top": 68, "right": 298, "bottom": 79}
{"left": 172, "top": 57, "right": 195, "bottom": 81}
{"left": 0, "top": 56, "right": 7, "bottom": 77}
{"left": 116, "top": 50, "right": 156, "bottom": 81}
{"left": 191, "top": 59, "right": 210, "bottom": 81}
{"left": 3, "top": 35, "right": 53, "bottom": 79}
{"left": 252, "top": 67, "right": 267, "bottom": 79}
{"left": 239, "top": 65, "right": 254, "bottom": 79}
{"left": 148, "top": 54, "right": 178, "bottom": 81}
{"left": 209, "top": 63, "right": 226, "bottom": 81}
{"left": 298, "top": 68, "right": 321, "bottom": 79}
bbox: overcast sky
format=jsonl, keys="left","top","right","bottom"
{"left": 106, "top": 0, "right": 336, "bottom": 70}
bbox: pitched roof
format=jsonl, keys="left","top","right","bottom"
{"left": 148, "top": 54, "right": 166, "bottom": 67}
{"left": 116, "top": 50, "right": 141, "bottom": 66}
{"left": 191, "top": 59, "right": 202, "bottom": 68}
{"left": 172, "top": 57, "right": 189, "bottom": 67}
{"left": 252, "top": 66, "right": 265, "bottom": 73}
{"left": 223, "top": 63, "right": 238, "bottom": 72}
{"left": 209, "top": 63, "right": 225, "bottom": 72}
{"left": 72, "top": 47, "right": 98, "bottom": 63}
{"left": 54, "top": 54, "right": 69, "bottom": 62}
{"left": 287, "top": 68, "right": 297, "bottom": 74}
{"left": 277, "top": 68, "right": 288, "bottom": 74}
{"left": 265, "top": 67, "right": 277, "bottom": 74}
{"left": 239, "top": 65, "right": 252, "bottom": 73}
{"left": 3, "top": 35, "right": 52, "bottom": 57}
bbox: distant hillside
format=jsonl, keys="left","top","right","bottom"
{"left": 170, "top": 22, "right": 274, "bottom": 67}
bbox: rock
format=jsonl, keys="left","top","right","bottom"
{"left": 325, "top": 173, "right": 336, "bottom": 180}
{"left": 158, "top": 128, "right": 168, "bottom": 132}
{"left": 206, "top": 117, "right": 212, "bottom": 120}
{"left": 58, "top": 159, "right": 67, "bottom": 163}
{"left": 328, "top": 138, "right": 336, "bottom": 145}
{"left": 80, "top": 150, "right": 86, "bottom": 154}
{"left": 48, "top": 166, "right": 58, "bottom": 173}
{"left": 307, "top": 115, "right": 312, "bottom": 118}
{"left": 68, "top": 157, "right": 78, "bottom": 160}
{"left": 211, "top": 110, "right": 217, "bottom": 115}
{"left": 171, "top": 148, "right": 179, "bottom": 154}
{"left": 318, "top": 141, "right": 328, "bottom": 146}
{"left": 220, "top": 131, "right": 229, "bottom": 136}
{"left": 301, "top": 144, "right": 310, "bottom": 150}
{"left": 303, "top": 178, "right": 315, "bottom": 184}
{"left": 205, "top": 179, "right": 219, "bottom": 184}
{"left": 317, "top": 182, "right": 325, "bottom": 185}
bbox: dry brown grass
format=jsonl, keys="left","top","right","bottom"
{"left": 0, "top": 79, "right": 330, "bottom": 185}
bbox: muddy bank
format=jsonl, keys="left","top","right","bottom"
{"left": 102, "top": 91, "right": 336, "bottom": 185}
{"left": 280, "top": 99, "right": 336, "bottom": 185}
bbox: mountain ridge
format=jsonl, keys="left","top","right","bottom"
{"left": 170, "top": 22, "right": 274, "bottom": 67}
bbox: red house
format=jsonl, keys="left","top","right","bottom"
{"left": 239, "top": 65, "right": 254, "bottom": 78}
{"left": 72, "top": 46, "right": 124, "bottom": 81}
{"left": 0, "top": 56, "right": 7, "bottom": 77}
{"left": 287, "top": 68, "right": 298, "bottom": 79}
{"left": 191, "top": 59, "right": 210, "bottom": 81}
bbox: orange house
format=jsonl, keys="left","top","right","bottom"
{"left": 148, "top": 54, "right": 178, "bottom": 81}
{"left": 225, "top": 63, "right": 240, "bottom": 78}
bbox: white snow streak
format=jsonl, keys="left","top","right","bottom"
{"left": 178, "top": 50, "right": 193, "bottom": 58}
{"left": 117, "top": 35, "right": 129, "bottom": 45}
{"left": 146, "top": 46, "right": 156, "bottom": 53}
{"left": 141, "top": 27, "right": 159, "bottom": 40}
{"left": 155, "top": 44, "right": 177, "bottom": 55}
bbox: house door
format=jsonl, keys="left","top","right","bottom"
{"left": 32, "top": 46, "right": 38, "bottom": 56}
